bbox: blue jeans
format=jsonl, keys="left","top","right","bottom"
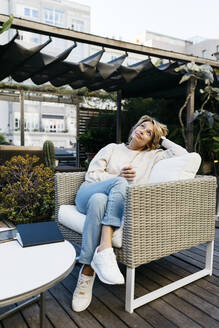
{"left": 75, "top": 177, "right": 128, "bottom": 264}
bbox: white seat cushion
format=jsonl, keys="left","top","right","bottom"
{"left": 148, "top": 153, "right": 201, "bottom": 184}
{"left": 58, "top": 205, "right": 123, "bottom": 248}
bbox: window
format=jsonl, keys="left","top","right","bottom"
{"left": 44, "top": 8, "right": 64, "bottom": 27}
{"left": 42, "top": 114, "right": 65, "bottom": 132}
{"left": 71, "top": 19, "right": 84, "bottom": 32}
{"left": 32, "top": 36, "right": 39, "bottom": 43}
{"left": 14, "top": 112, "right": 39, "bottom": 132}
{"left": 71, "top": 43, "right": 84, "bottom": 60}
{"left": 44, "top": 8, "right": 53, "bottom": 24}
{"left": 32, "top": 10, "right": 39, "bottom": 18}
{"left": 202, "top": 49, "right": 207, "bottom": 58}
{"left": 24, "top": 7, "right": 39, "bottom": 19}
{"left": 55, "top": 10, "right": 64, "bottom": 26}
{"left": 31, "top": 34, "right": 39, "bottom": 44}
{"left": 14, "top": 118, "right": 20, "bottom": 130}
{"left": 24, "top": 8, "right": 30, "bottom": 16}
{"left": 17, "top": 33, "right": 24, "bottom": 40}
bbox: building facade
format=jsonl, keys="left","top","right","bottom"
{"left": 0, "top": 0, "right": 90, "bottom": 147}
{"left": 136, "top": 30, "right": 219, "bottom": 61}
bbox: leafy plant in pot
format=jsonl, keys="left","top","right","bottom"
{"left": 0, "top": 155, "right": 55, "bottom": 224}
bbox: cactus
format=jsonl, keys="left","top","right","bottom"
{"left": 43, "top": 140, "right": 55, "bottom": 169}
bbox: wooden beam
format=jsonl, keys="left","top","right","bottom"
{"left": 116, "top": 90, "right": 122, "bottom": 143}
{"left": 0, "top": 93, "right": 79, "bottom": 104}
{"left": 0, "top": 82, "right": 110, "bottom": 99}
{"left": 76, "top": 102, "right": 80, "bottom": 168}
{"left": 186, "top": 77, "right": 196, "bottom": 152}
{"left": 20, "top": 90, "right": 24, "bottom": 146}
{"left": 1, "top": 14, "right": 219, "bottom": 68}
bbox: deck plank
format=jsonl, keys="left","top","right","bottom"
{"left": 146, "top": 262, "right": 219, "bottom": 321}
{"left": 136, "top": 267, "right": 208, "bottom": 328}
{"left": 92, "top": 281, "right": 153, "bottom": 328}
{"left": 20, "top": 302, "right": 53, "bottom": 328}
{"left": 52, "top": 274, "right": 104, "bottom": 328}
{"left": 106, "top": 282, "right": 186, "bottom": 328}
{"left": 44, "top": 291, "right": 78, "bottom": 328}
{"left": 0, "top": 305, "right": 28, "bottom": 328}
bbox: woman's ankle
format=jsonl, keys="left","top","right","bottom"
{"left": 98, "top": 242, "right": 112, "bottom": 253}
{"left": 81, "top": 264, "right": 94, "bottom": 276}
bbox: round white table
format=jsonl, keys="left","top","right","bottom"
{"left": 0, "top": 240, "right": 76, "bottom": 327}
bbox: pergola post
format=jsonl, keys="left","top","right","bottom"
{"left": 76, "top": 101, "right": 80, "bottom": 167}
{"left": 116, "top": 90, "right": 122, "bottom": 144}
{"left": 186, "top": 77, "right": 195, "bottom": 152}
{"left": 20, "top": 90, "right": 25, "bottom": 146}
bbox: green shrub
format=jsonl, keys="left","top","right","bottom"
{"left": 0, "top": 155, "right": 54, "bottom": 224}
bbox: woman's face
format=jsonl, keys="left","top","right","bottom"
{"left": 131, "top": 121, "right": 154, "bottom": 149}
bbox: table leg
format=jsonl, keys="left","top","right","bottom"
{"left": 40, "top": 292, "right": 46, "bottom": 328}
{"left": 0, "top": 295, "right": 40, "bottom": 320}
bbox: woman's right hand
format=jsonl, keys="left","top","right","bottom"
{"left": 119, "top": 166, "right": 136, "bottom": 182}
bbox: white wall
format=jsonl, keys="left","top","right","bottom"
{"left": 0, "top": 102, "right": 10, "bottom": 134}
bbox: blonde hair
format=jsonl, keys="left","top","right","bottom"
{"left": 128, "top": 115, "right": 168, "bottom": 151}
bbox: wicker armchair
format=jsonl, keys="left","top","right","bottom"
{"left": 55, "top": 172, "right": 216, "bottom": 313}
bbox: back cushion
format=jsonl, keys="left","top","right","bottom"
{"left": 148, "top": 153, "right": 201, "bottom": 184}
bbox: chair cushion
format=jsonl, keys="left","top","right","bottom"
{"left": 58, "top": 205, "right": 123, "bottom": 248}
{"left": 58, "top": 205, "right": 85, "bottom": 234}
{"left": 148, "top": 152, "right": 201, "bottom": 184}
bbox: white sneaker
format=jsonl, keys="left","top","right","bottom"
{"left": 72, "top": 265, "right": 96, "bottom": 312}
{"left": 91, "top": 247, "right": 125, "bottom": 285}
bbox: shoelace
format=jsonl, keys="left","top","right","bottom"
{"left": 99, "top": 251, "right": 117, "bottom": 266}
{"left": 74, "top": 275, "right": 92, "bottom": 296}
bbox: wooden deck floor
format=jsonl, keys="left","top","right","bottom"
{"left": 1, "top": 229, "right": 219, "bottom": 328}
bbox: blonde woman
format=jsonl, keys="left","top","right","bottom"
{"left": 72, "top": 115, "right": 187, "bottom": 312}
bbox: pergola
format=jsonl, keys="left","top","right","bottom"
{"left": 0, "top": 13, "right": 219, "bottom": 152}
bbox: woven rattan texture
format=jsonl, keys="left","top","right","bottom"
{"left": 115, "top": 175, "right": 216, "bottom": 267}
{"left": 55, "top": 173, "right": 216, "bottom": 269}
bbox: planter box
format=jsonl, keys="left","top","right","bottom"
{"left": 0, "top": 146, "right": 44, "bottom": 164}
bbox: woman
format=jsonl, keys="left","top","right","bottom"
{"left": 72, "top": 115, "right": 187, "bottom": 312}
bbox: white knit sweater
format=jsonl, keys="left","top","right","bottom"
{"left": 85, "top": 139, "right": 188, "bottom": 185}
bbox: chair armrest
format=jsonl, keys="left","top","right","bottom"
{"left": 118, "top": 175, "right": 217, "bottom": 268}
{"left": 55, "top": 172, "right": 85, "bottom": 221}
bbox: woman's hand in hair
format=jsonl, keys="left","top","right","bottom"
{"left": 119, "top": 166, "right": 136, "bottom": 182}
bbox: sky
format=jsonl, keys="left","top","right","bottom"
{"left": 72, "top": 0, "right": 219, "bottom": 42}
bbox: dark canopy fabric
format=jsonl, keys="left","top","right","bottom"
{"left": 0, "top": 35, "right": 219, "bottom": 98}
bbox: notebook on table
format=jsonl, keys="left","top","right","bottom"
{"left": 16, "top": 221, "right": 64, "bottom": 247}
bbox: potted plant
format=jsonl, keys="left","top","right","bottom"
{"left": 0, "top": 155, "right": 54, "bottom": 224}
